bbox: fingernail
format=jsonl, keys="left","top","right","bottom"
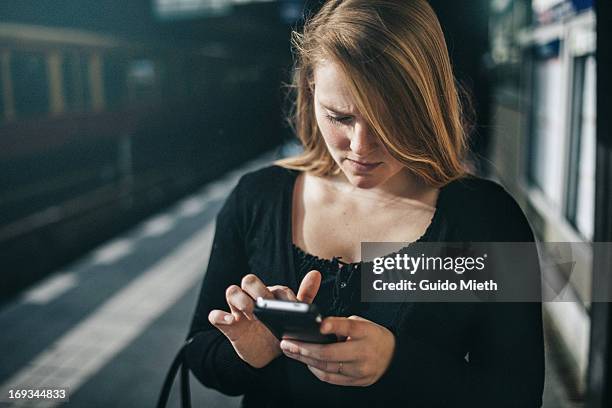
{"left": 321, "top": 322, "right": 331, "bottom": 333}
{"left": 224, "top": 315, "right": 234, "bottom": 323}
{"left": 281, "top": 340, "right": 298, "bottom": 353}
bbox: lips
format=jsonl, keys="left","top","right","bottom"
{"left": 346, "top": 158, "right": 382, "bottom": 172}
{"left": 350, "top": 159, "right": 378, "bottom": 165}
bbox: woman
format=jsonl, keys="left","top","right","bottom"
{"left": 185, "top": 0, "right": 544, "bottom": 406}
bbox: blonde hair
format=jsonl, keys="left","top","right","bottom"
{"left": 275, "top": 0, "right": 472, "bottom": 187}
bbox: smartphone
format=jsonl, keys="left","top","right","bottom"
{"left": 253, "top": 297, "right": 336, "bottom": 344}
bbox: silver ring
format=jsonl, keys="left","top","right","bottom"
{"left": 337, "top": 361, "right": 343, "bottom": 374}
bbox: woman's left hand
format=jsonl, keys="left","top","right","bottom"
{"left": 280, "top": 315, "right": 395, "bottom": 387}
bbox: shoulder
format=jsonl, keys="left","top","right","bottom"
{"left": 439, "top": 175, "right": 535, "bottom": 242}
{"left": 441, "top": 175, "right": 512, "bottom": 207}
{"left": 219, "top": 165, "right": 297, "bottom": 228}
{"left": 236, "top": 165, "right": 298, "bottom": 194}
{"left": 232, "top": 165, "right": 298, "bottom": 208}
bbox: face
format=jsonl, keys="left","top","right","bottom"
{"left": 312, "top": 59, "right": 407, "bottom": 190}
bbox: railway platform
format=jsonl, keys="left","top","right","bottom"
{"left": 0, "top": 151, "right": 585, "bottom": 407}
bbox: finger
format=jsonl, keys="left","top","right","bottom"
{"left": 282, "top": 349, "right": 362, "bottom": 377}
{"left": 280, "top": 339, "right": 358, "bottom": 363}
{"left": 208, "top": 309, "right": 235, "bottom": 325}
{"left": 308, "top": 366, "right": 359, "bottom": 386}
{"left": 268, "top": 285, "right": 298, "bottom": 301}
{"left": 297, "top": 270, "right": 322, "bottom": 304}
{"left": 282, "top": 350, "right": 344, "bottom": 372}
{"left": 241, "top": 274, "right": 274, "bottom": 301}
{"left": 226, "top": 285, "right": 255, "bottom": 320}
{"left": 208, "top": 310, "right": 240, "bottom": 341}
{"left": 320, "top": 316, "right": 369, "bottom": 339}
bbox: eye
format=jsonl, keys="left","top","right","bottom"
{"left": 325, "top": 114, "right": 353, "bottom": 126}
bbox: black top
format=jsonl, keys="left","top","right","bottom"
{"left": 185, "top": 165, "right": 544, "bottom": 408}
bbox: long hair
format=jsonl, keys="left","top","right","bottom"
{"left": 275, "top": 0, "right": 472, "bottom": 187}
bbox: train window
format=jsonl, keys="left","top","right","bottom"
{"left": 103, "top": 55, "right": 127, "bottom": 110}
{"left": 527, "top": 40, "right": 565, "bottom": 208}
{"left": 566, "top": 54, "right": 596, "bottom": 240}
{"left": 62, "top": 52, "right": 91, "bottom": 111}
{"left": 126, "top": 59, "right": 159, "bottom": 105}
{"left": 11, "top": 51, "right": 49, "bottom": 117}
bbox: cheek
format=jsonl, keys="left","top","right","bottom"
{"left": 317, "top": 119, "right": 349, "bottom": 152}
{"left": 322, "top": 127, "right": 349, "bottom": 150}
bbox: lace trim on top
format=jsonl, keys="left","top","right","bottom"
{"left": 292, "top": 243, "right": 359, "bottom": 316}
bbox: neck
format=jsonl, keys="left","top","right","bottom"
{"left": 326, "top": 169, "right": 438, "bottom": 208}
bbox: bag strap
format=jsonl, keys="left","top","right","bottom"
{"left": 157, "top": 338, "right": 194, "bottom": 408}
{"left": 180, "top": 358, "right": 192, "bottom": 408}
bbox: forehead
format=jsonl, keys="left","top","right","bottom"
{"left": 313, "top": 60, "right": 356, "bottom": 113}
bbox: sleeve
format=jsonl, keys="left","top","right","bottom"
{"left": 183, "top": 177, "right": 285, "bottom": 397}
{"left": 465, "top": 302, "right": 544, "bottom": 407}
{"left": 372, "top": 304, "right": 471, "bottom": 406}
{"left": 375, "top": 303, "right": 543, "bottom": 407}
{"left": 373, "top": 183, "right": 544, "bottom": 407}
{"left": 464, "top": 185, "right": 545, "bottom": 407}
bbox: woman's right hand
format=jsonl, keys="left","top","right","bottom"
{"left": 208, "top": 270, "right": 322, "bottom": 368}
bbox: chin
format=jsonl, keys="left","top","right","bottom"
{"left": 344, "top": 172, "right": 381, "bottom": 189}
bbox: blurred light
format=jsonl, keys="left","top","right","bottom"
{"left": 279, "top": 0, "right": 303, "bottom": 23}
{"left": 155, "top": 0, "right": 232, "bottom": 19}
{"left": 532, "top": 0, "right": 565, "bottom": 14}
{"left": 154, "top": 0, "right": 275, "bottom": 20}
{"left": 491, "top": 0, "right": 512, "bottom": 13}
{"left": 532, "top": 0, "right": 593, "bottom": 24}
{"left": 127, "top": 60, "right": 155, "bottom": 85}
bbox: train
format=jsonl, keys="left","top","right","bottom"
{"left": 0, "top": 22, "right": 288, "bottom": 302}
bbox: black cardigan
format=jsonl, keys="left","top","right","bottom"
{"left": 185, "top": 165, "right": 544, "bottom": 408}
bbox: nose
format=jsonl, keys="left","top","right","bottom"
{"left": 349, "top": 120, "right": 378, "bottom": 156}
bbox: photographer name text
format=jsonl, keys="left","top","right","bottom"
{"left": 372, "top": 279, "right": 498, "bottom": 292}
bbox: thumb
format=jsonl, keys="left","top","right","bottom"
{"left": 297, "top": 270, "right": 321, "bottom": 304}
